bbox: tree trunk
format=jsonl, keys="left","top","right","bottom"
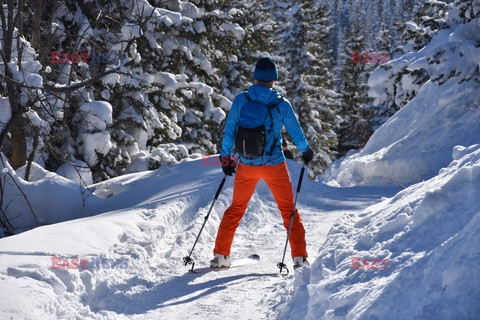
{"left": 10, "top": 116, "right": 27, "bottom": 169}
{"left": 0, "top": 0, "right": 27, "bottom": 169}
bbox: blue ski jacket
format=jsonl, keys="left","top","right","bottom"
{"left": 220, "top": 84, "right": 310, "bottom": 166}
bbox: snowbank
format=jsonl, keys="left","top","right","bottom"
{"left": 325, "top": 79, "right": 480, "bottom": 187}
{"left": 302, "top": 144, "right": 480, "bottom": 319}
{"left": 1, "top": 157, "right": 86, "bottom": 233}
{"left": 56, "top": 159, "right": 94, "bottom": 186}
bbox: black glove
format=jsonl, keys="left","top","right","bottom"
{"left": 301, "top": 148, "right": 314, "bottom": 165}
{"left": 220, "top": 155, "right": 237, "bottom": 176}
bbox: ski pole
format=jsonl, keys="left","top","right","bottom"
{"left": 183, "top": 174, "right": 227, "bottom": 272}
{"left": 277, "top": 165, "right": 306, "bottom": 275}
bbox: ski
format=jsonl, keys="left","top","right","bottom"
{"left": 187, "top": 254, "right": 260, "bottom": 274}
{"left": 230, "top": 253, "right": 260, "bottom": 267}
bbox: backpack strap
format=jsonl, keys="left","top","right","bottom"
{"left": 265, "top": 97, "right": 283, "bottom": 156}
{"left": 244, "top": 93, "right": 283, "bottom": 107}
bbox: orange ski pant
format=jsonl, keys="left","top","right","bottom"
{"left": 214, "top": 161, "right": 308, "bottom": 258}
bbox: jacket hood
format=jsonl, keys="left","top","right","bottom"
{"left": 247, "top": 84, "right": 281, "bottom": 105}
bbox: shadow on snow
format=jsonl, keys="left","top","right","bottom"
{"left": 87, "top": 271, "right": 278, "bottom": 315}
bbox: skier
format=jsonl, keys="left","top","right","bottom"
{"left": 211, "top": 56, "right": 314, "bottom": 269}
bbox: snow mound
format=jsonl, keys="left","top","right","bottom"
{"left": 1, "top": 157, "right": 86, "bottom": 233}
{"left": 303, "top": 144, "right": 480, "bottom": 319}
{"left": 325, "top": 79, "right": 480, "bottom": 187}
{"left": 56, "top": 159, "right": 94, "bottom": 186}
{"left": 77, "top": 101, "right": 113, "bottom": 132}
{"left": 75, "top": 101, "right": 114, "bottom": 166}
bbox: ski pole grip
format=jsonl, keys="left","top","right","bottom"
{"left": 296, "top": 166, "right": 305, "bottom": 193}
{"left": 214, "top": 175, "right": 227, "bottom": 199}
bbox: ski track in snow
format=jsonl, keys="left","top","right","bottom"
{"left": 91, "top": 204, "right": 363, "bottom": 320}
{"left": 0, "top": 162, "right": 398, "bottom": 319}
{"left": 92, "top": 191, "right": 391, "bottom": 319}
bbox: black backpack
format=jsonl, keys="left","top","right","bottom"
{"left": 234, "top": 93, "right": 283, "bottom": 158}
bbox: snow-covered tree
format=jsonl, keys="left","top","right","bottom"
{"left": 447, "top": 0, "right": 480, "bottom": 25}
{"left": 0, "top": 0, "right": 49, "bottom": 174}
{"left": 397, "top": 0, "right": 452, "bottom": 53}
{"left": 277, "top": 1, "right": 338, "bottom": 176}
{"left": 367, "top": 0, "right": 479, "bottom": 131}
{"left": 335, "top": 21, "right": 375, "bottom": 155}
{"left": 181, "top": 0, "right": 276, "bottom": 155}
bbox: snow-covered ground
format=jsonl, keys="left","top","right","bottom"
{"left": 2, "top": 142, "right": 478, "bottom": 319}
{"left": 0, "top": 157, "right": 399, "bottom": 319}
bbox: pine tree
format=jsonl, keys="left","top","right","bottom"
{"left": 277, "top": 1, "right": 338, "bottom": 177}
{"left": 216, "top": 0, "right": 277, "bottom": 97}
{"left": 376, "top": 22, "right": 392, "bottom": 53}
{"left": 9, "top": 0, "right": 232, "bottom": 181}
{"left": 335, "top": 22, "right": 374, "bottom": 155}
{"left": 366, "top": 0, "right": 463, "bottom": 132}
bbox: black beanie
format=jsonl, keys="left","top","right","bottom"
{"left": 254, "top": 57, "right": 278, "bottom": 82}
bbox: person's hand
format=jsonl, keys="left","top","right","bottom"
{"left": 220, "top": 155, "right": 237, "bottom": 176}
{"left": 301, "top": 148, "right": 314, "bottom": 165}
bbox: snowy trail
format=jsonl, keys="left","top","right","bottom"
{"left": 141, "top": 205, "right": 342, "bottom": 320}
{"left": 0, "top": 160, "right": 399, "bottom": 319}
{"left": 110, "top": 178, "right": 395, "bottom": 319}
